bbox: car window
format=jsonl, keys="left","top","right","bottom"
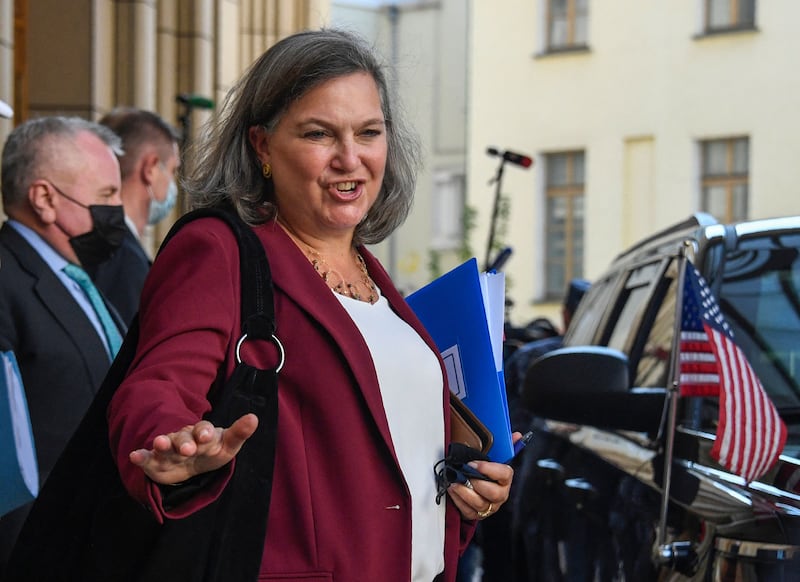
{"left": 605, "top": 261, "right": 663, "bottom": 353}
{"left": 565, "top": 272, "right": 620, "bottom": 345}
{"left": 717, "top": 234, "right": 800, "bottom": 413}
{"left": 634, "top": 260, "right": 679, "bottom": 388}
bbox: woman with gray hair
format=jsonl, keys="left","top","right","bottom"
{"left": 107, "top": 28, "right": 515, "bottom": 581}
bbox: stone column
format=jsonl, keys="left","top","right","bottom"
{"left": 114, "top": 0, "right": 157, "bottom": 109}
{"left": 0, "top": 0, "right": 15, "bottom": 133}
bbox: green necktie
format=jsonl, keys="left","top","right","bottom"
{"left": 62, "top": 263, "right": 122, "bottom": 358}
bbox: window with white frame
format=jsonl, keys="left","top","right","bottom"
{"left": 700, "top": 136, "right": 749, "bottom": 223}
{"left": 430, "top": 170, "right": 465, "bottom": 250}
{"left": 704, "top": 0, "right": 756, "bottom": 32}
{"left": 546, "top": 0, "right": 589, "bottom": 51}
{"left": 544, "top": 151, "right": 585, "bottom": 300}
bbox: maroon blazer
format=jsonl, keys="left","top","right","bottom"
{"left": 108, "top": 217, "right": 473, "bottom": 581}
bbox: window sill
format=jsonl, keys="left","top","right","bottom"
{"left": 694, "top": 25, "right": 758, "bottom": 40}
{"left": 534, "top": 45, "right": 591, "bottom": 59}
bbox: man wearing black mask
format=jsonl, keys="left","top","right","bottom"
{"left": 0, "top": 116, "right": 127, "bottom": 571}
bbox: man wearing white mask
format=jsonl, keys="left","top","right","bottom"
{"left": 92, "top": 107, "right": 181, "bottom": 325}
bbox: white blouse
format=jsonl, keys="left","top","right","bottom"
{"left": 336, "top": 291, "right": 446, "bottom": 582}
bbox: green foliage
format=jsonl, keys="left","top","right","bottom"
{"left": 428, "top": 249, "right": 442, "bottom": 279}
{"left": 492, "top": 194, "right": 510, "bottom": 256}
{"left": 427, "top": 199, "right": 514, "bottom": 286}
{"left": 460, "top": 205, "right": 477, "bottom": 261}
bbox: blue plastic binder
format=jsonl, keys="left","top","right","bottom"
{"left": 407, "top": 258, "right": 513, "bottom": 462}
{"left": 0, "top": 350, "right": 39, "bottom": 516}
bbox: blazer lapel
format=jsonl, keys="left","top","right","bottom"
{"left": 1, "top": 224, "right": 113, "bottom": 388}
{"left": 256, "top": 223, "right": 399, "bottom": 451}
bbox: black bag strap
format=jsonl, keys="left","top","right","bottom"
{"left": 140, "top": 206, "right": 280, "bottom": 582}
{"left": 4, "top": 206, "right": 279, "bottom": 582}
{"left": 161, "top": 206, "right": 276, "bottom": 342}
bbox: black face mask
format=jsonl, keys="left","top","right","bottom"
{"left": 68, "top": 204, "right": 127, "bottom": 267}
{"left": 52, "top": 185, "right": 127, "bottom": 268}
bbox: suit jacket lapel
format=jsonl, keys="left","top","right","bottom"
{"left": 256, "top": 223, "right": 403, "bottom": 454}
{"left": 0, "top": 224, "right": 114, "bottom": 388}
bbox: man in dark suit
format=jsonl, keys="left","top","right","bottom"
{"left": 506, "top": 279, "right": 594, "bottom": 582}
{"left": 89, "top": 107, "right": 181, "bottom": 326}
{"left": 0, "top": 116, "right": 127, "bottom": 570}
{"left": 474, "top": 278, "right": 592, "bottom": 582}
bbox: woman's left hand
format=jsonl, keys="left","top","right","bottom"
{"left": 446, "top": 431, "right": 521, "bottom": 520}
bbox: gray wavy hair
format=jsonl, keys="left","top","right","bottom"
{"left": 184, "top": 28, "right": 421, "bottom": 245}
{"left": 1, "top": 116, "right": 122, "bottom": 209}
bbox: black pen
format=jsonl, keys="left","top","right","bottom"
{"left": 503, "top": 431, "right": 534, "bottom": 464}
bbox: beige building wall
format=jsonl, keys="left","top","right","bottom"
{"left": 331, "top": 0, "right": 469, "bottom": 295}
{"left": 10, "top": 1, "right": 794, "bottom": 329}
{"left": 468, "top": 0, "right": 800, "bottom": 326}
{"left": 0, "top": 0, "right": 329, "bottom": 243}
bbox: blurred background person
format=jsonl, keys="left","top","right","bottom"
{"left": 468, "top": 278, "right": 591, "bottom": 582}
{"left": 0, "top": 100, "right": 26, "bottom": 524}
{"left": 505, "top": 278, "right": 591, "bottom": 406}
{"left": 0, "top": 116, "right": 125, "bottom": 571}
{"left": 507, "top": 278, "right": 595, "bottom": 581}
{"left": 90, "top": 107, "right": 181, "bottom": 326}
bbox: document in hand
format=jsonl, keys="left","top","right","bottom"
{"left": 406, "top": 258, "right": 513, "bottom": 462}
{"left": 0, "top": 350, "right": 39, "bottom": 516}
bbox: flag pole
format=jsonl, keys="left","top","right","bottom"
{"left": 654, "top": 242, "right": 690, "bottom": 566}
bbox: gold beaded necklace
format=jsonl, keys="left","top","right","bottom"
{"left": 306, "top": 248, "right": 378, "bottom": 304}
{"left": 277, "top": 218, "right": 379, "bottom": 304}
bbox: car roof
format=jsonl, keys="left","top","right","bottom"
{"left": 609, "top": 213, "right": 800, "bottom": 273}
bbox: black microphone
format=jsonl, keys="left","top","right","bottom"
{"left": 487, "top": 147, "right": 533, "bottom": 169}
{"left": 487, "top": 246, "right": 513, "bottom": 272}
{"left": 176, "top": 94, "right": 215, "bottom": 110}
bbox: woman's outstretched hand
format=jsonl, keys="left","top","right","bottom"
{"left": 129, "top": 413, "right": 259, "bottom": 484}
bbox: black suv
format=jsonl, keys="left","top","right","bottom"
{"left": 515, "top": 214, "right": 800, "bottom": 581}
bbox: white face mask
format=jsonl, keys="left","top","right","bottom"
{"left": 147, "top": 179, "right": 178, "bottom": 225}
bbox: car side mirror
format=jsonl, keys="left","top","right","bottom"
{"left": 521, "top": 346, "right": 667, "bottom": 433}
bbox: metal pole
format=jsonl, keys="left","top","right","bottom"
{"left": 484, "top": 160, "right": 506, "bottom": 270}
{"left": 655, "top": 244, "right": 690, "bottom": 563}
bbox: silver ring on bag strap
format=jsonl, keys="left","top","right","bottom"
{"left": 235, "top": 333, "right": 285, "bottom": 373}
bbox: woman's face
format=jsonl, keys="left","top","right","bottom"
{"left": 250, "top": 72, "right": 388, "bottom": 242}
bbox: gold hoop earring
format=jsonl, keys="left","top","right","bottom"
{"left": 262, "top": 163, "right": 272, "bottom": 179}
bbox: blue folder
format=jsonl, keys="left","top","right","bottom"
{"left": 407, "top": 258, "right": 513, "bottom": 462}
{"left": 0, "top": 350, "right": 39, "bottom": 516}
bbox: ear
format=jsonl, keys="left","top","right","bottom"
{"left": 28, "top": 180, "right": 57, "bottom": 224}
{"left": 248, "top": 125, "right": 271, "bottom": 164}
{"left": 140, "top": 152, "right": 161, "bottom": 186}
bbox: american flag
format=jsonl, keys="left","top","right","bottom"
{"left": 678, "top": 262, "right": 787, "bottom": 483}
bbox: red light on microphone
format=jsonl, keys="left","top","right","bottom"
{"left": 486, "top": 147, "right": 533, "bottom": 169}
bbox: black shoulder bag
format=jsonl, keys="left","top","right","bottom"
{"left": 4, "top": 207, "right": 281, "bottom": 582}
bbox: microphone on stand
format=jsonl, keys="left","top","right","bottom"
{"left": 175, "top": 94, "right": 214, "bottom": 153}
{"left": 487, "top": 147, "right": 533, "bottom": 169}
{"left": 487, "top": 246, "right": 513, "bottom": 272}
{"left": 483, "top": 146, "right": 532, "bottom": 270}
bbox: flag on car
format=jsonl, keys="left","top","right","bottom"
{"left": 678, "top": 262, "right": 786, "bottom": 483}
